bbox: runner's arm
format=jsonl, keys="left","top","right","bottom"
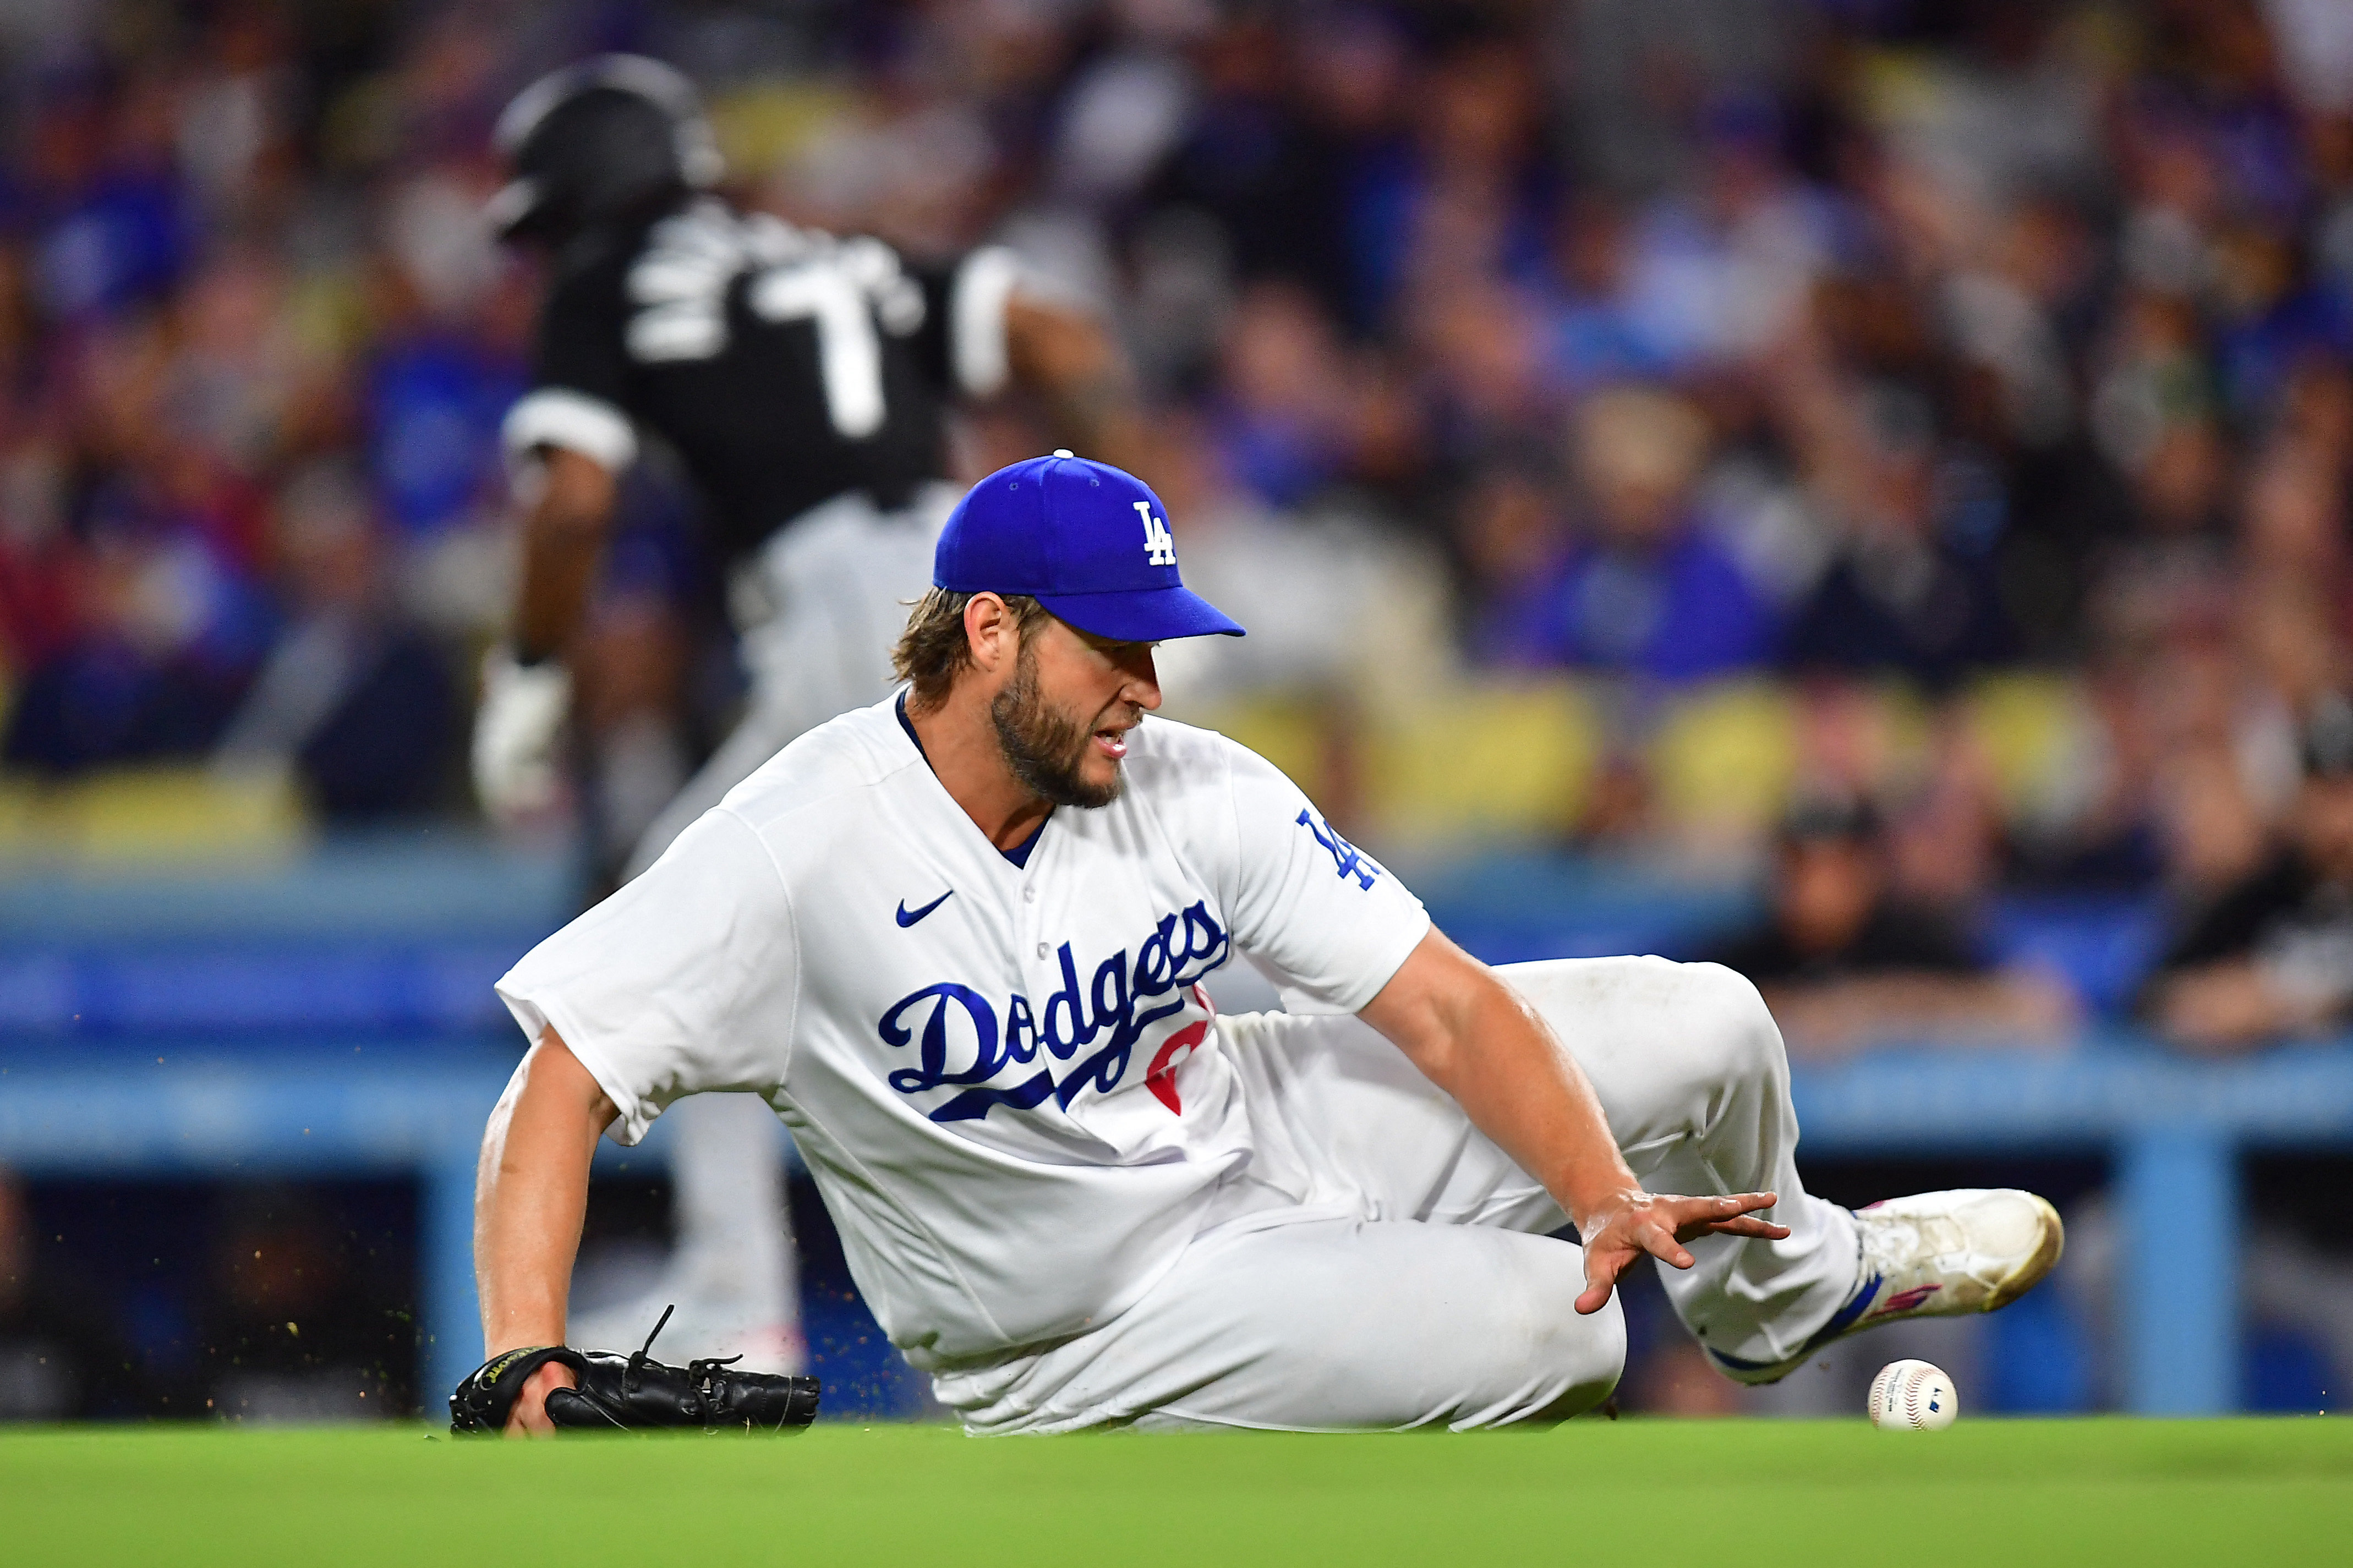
{"left": 512, "top": 446, "right": 619, "bottom": 663}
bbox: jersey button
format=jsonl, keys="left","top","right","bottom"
{"left": 1035, "top": 941, "right": 1049, "bottom": 958}
{"left": 1022, "top": 885, "right": 1036, "bottom": 903}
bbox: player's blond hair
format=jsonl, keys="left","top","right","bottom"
{"left": 893, "top": 589, "right": 1052, "bottom": 710}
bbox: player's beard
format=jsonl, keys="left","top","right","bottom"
{"left": 991, "top": 644, "right": 1124, "bottom": 810}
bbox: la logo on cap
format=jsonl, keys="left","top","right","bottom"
{"left": 1135, "top": 501, "right": 1176, "bottom": 566}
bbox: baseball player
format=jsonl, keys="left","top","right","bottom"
{"left": 475, "top": 57, "right": 1148, "bottom": 1370}
{"left": 473, "top": 453, "right": 2064, "bottom": 1434}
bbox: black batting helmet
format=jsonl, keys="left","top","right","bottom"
{"left": 487, "top": 55, "right": 723, "bottom": 245}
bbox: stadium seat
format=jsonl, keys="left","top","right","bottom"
{"left": 1361, "top": 679, "right": 1598, "bottom": 845}
{"left": 0, "top": 766, "right": 310, "bottom": 867}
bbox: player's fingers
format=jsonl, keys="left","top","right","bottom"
{"left": 1661, "top": 1193, "right": 1777, "bottom": 1242}
{"left": 1574, "top": 1250, "right": 1625, "bottom": 1314}
{"left": 1575, "top": 1239, "right": 1634, "bottom": 1314}
{"left": 1613, "top": 1221, "right": 1686, "bottom": 1271}
{"left": 504, "top": 1361, "right": 572, "bottom": 1438}
{"left": 505, "top": 1400, "right": 554, "bottom": 1438}
{"left": 1700, "top": 1216, "right": 1793, "bottom": 1240}
{"left": 1635, "top": 1221, "right": 1697, "bottom": 1271}
{"left": 1694, "top": 1191, "right": 1777, "bottom": 1216}
{"left": 1646, "top": 1240, "right": 1697, "bottom": 1270}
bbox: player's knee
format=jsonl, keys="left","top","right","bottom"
{"left": 1527, "top": 1291, "right": 1624, "bottom": 1422}
{"left": 1675, "top": 961, "right": 1787, "bottom": 1088}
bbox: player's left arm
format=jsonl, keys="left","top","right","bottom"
{"left": 1357, "top": 929, "right": 1790, "bottom": 1314}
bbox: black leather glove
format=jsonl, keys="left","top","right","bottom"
{"left": 450, "top": 1306, "right": 820, "bottom": 1434}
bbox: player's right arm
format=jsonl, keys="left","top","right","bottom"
{"left": 474, "top": 1027, "right": 616, "bottom": 1435}
{"left": 1211, "top": 743, "right": 1786, "bottom": 1313}
{"left": 472, "top": 446, "right": 619, "bottom": 827}
{"left": 481, "top": 808, "right": 802, "bottom": 1432}
{"left": 512, "top": 446, "right": 620, "bottom": 664}
{"left": 475, "top": 252, "right": 638, "bottom": 828}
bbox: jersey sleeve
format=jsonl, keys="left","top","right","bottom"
{"left": 494, "top": 808, "right": 798, "bottom": 1144}
{"left": 501, "top": 263, "right": 641, "bottom": 473}
{"left": 905, "top": 246, "right": 1024, "bottom": 399}
{"left": 1216, "top": 741, "right": 1431, "bottom": 1015}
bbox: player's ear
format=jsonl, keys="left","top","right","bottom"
{"left": 962, "top": 592, "right": 1017, "bottom": 678}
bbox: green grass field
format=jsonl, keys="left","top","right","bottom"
{"left": 4, "top": 1419, "right": 2348, "bottom": 1565}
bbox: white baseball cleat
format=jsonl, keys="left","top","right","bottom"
{"left": 1709, "top": 1187, "right": 2064, "bottom": 1386}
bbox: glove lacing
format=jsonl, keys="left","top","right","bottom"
{"left": 620, "top": 1303, "right": 752, "bottom": 1410}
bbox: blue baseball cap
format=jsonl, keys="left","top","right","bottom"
{"left": 933, "top": 451, "right": 1245, "bottom": 642}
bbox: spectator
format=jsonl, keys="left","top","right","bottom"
{"left": 1140, "top": 16, "right": 1362, "bottom": 330}
{"left": 209, "top": 462, "right": 455, "bottom": 820}
{"left": 1208, "top": 282, "right": 1356, "bottom": 508}
{"left": 2, "top": 475, "right": 273, "bottom": 775}
{"left": 2088, "top": 415, "right": 2236, "bottom": 657}
{"left": 1152, "top": 414, "right": 1450, "bottom": 717}
{"left": 1487, "top": 386, "right": 1772, "bottom": 684}
{"left": 2145, "top": 695, "right": 2353, "bottom": 1051}
{"left": 1541, "top": 193, "right": 1680, "bottom": 394}
{"left": 1706, "top": 794, "right": 2075, "bottom": 1059}
{"left": 1781, "top": 384, "right": 2015, "bottom": 689}
{"left": 1458, "top": 458, "right": 1570, "bottom": 667}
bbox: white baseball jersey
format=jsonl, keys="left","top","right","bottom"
{"left": 495, "top": 695, "right": 1430, "bottom": 1361}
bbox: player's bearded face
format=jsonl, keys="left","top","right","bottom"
{"left": 991, "top": 640, "right": 1127, "bottom": 809}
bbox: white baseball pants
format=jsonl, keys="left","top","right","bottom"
{"left": 930, "top": 956, "right": 1860, "bottom": 1432}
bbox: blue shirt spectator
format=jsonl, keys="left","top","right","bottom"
{"left": 365, "top": 332, "right": 524, "bottom": 538}
{"left": 1491, "top": 520, "right": 1773, "bottom": 682}
{"left": 1482, "top": 386, "right": 1774, "bottom": 683}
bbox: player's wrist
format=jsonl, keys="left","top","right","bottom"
{"left": 1564, "top": 1180, "right": 1648, "bottom": 1237}
{"left": 491, "top": 640, "right": 568, "bottom": 677}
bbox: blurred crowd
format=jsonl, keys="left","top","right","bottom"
{"left": 1, "top": 1, "right": 2352, "bottom": 1049}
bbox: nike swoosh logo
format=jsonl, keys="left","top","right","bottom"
{"left": 895, "top": 891, "right": 954, "bottom": 927}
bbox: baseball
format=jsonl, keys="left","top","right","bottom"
{"left": 1869, "top": 1359, "right": 1957, "bottom": 1430}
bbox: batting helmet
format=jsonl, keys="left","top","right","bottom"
{"left": 487, "top": 54, "right": 723, "bottom": 245}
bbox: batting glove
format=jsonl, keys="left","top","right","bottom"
{"left": 472, "top": 645, "right": 573, "bottom": 827}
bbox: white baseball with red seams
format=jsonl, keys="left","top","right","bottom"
{"left": 1870, "top": 1359, "right": 1958, "bottom": 1429}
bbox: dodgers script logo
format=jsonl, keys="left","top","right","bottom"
{"left": 877, "top": 900, "right": 1228, "bottom": 1123}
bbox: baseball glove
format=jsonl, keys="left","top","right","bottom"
{"left": 449, "top": 1306, "right": 821, "bottom": 1434}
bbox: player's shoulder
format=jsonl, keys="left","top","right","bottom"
{"left": 715, "top": 699, "right": 923, "bottom": 832}
{"left": 1126, "top": 711, "right": 1239, "bottom": 763}
{"left": 1120, "top": 714, "right": 1268, "bottom": 801}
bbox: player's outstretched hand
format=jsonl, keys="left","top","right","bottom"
{"left": 1573, "top": 1191, "right": 1790, "bottom": 1315}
